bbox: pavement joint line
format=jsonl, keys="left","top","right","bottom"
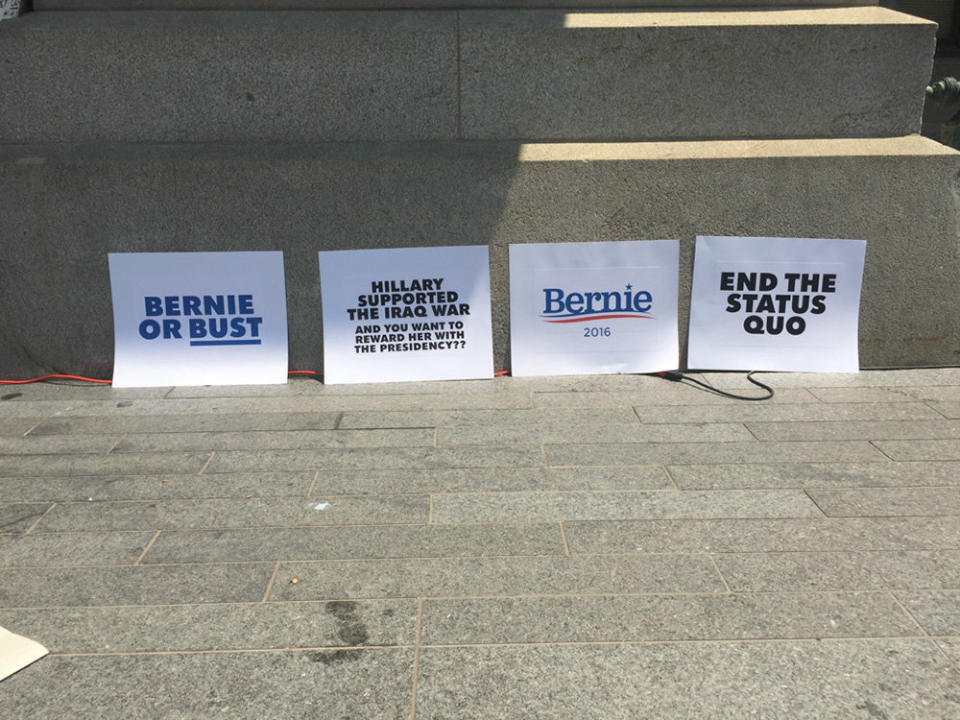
{"left": 411, "top": 636, "right": 933, "bottom": 650}
{"left": 742, "top": 422, "right": 762, "bottom": 442}
{"left": 105, "top": 434, "right": 126, "bottom": 454}
{"left": 21, "top": 503, "right": 55, "bottom": 535}
{"left": 0, "top": 589, "right": 933, "bottom": 612}
{"left": 707, "top": 553, "right": 733, "bottom": 594}
{"left": 261, "top": 561, "right": 281, "bottom": 602}
{"left": 559, "top": 522, "right": 571, "bottom": 556}
{"left": 134, "top": 530, "right": 161, "bottom": 565}
{"left": 887, "top": 591, "right": 936, "bottom": 636}
{"left": 886, "top": 592, "right": 960, "bottom": 673}
{"left": 427, "top": 495, "right": 434, "bottom": 524}
{"left": 661, "top": 465, "right": 680, "bottom": 491}
{"left": 197, "top": 451, "right": 215, "bottom": 475}
{"left": 305, "top": 470, "right": 321, "bottom": 498}
{"left": 35, "top": 636, "right": 947, "bottom": 660}
{"left": 48, "top": 645, "right": 414, "bottom": 658}
{"left": 868, "top": 440, "right": 898, "bottom": 462}
{"left": 409, "top": 598, "right": 424, "bottom": 720}
{"left": 802, "top": 489, "right": 830, "bottom": 518}
{"left": 932, "top": 638, "right": 960, "bottom": 674}
{"left": 21, "top": 418, "right": 44, "bottom": 437}
{"left": 333, "top": 411, "right": 344, "bottom": 430}
{"left": 925, "top": 401, "right": 952, "bottom": 420}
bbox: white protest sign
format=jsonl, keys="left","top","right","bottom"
{"left": 509, "top": 240, "right": 680, "bottom": 377}
{"left": 318, "top": 246, "right": 494, "bottom": 384}
{"left": 688, "top": 236, "right": 866, "bottom": 372}
{"left": 109, "top": 252, "right": 288, "bottom": 387}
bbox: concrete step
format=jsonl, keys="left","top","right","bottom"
{"left": 0, "top": 8, "right": 934, "bottom": 143}
{"left": 32, "top": 1, "right": 881, "bottom": 9}
{"left": 0, "top": 135, "right": 956, "bottom": 374}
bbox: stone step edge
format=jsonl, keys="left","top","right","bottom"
{"left": 1, "top": 136, "right": 956, "bottom": 164}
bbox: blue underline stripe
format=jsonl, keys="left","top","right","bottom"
{"left": 189, "top": 340, "right": 263, "bottom": 346}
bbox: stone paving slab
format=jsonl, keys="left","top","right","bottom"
{"left": 431, "top": 490, "right": 821, "bottom": 523}
{"left": 0, "top": 452, "right": 211, "bottom": 477}
{"left": 747, "top": 419, "right": 960, "bottom": 442}
{"left": 29, "top": 412, "right": 341, "bottom": 435}
{"left": 895, "top": 592, "right": 960, "bottom": 636}
{"left": 0, "top": 385, "right": 169, "bottom": 401}
{"left": 874, "top": 440, "right": 960, "bottom": 461}
{"left": 2, "top": 369, "right": 960, "bottom": 715}
{"left": 545, "top": 440, "right": 886, "bottom": 466}
{"left": 111, "top": 428, "right": 436, "bottom": 453}
{"left": 805, "top": 387, "right": 921, "bottom": 403}
{"left": 0, "top": 503, "right": 51, "bottom": 533}
{"left": 0, "top": 434, "right": 122, "bottom": 455}
{"left": 340, "top": 407, "right": 638, "bottom": 429}
{"left": 0, "top": 564, "right": 275, "bottom": 607}
{"left": 0, "top": 650, "right": 414, "bottom": 720}
{"left": 32, "top": 497, "right": 430, "bottom": 532}
{"left": 0, "top": 472, "right": 316, "bottom": 502}
{"left": 0, "top": 417, "right": 43, "bottom": 435}
{"left": 563, "top": 517, "right": 960, "bottom": 554}
{"left": 311, "top": 466, "right": 673, "bottom": 495}
{"left": 245, "top": 393, "right": 535, "bottom": 412}
{"left": 533, "top": 387, "right": 819, "bottom": 407}
{"left": 702, "top": 369, "right": 960, "bottom": 389}
{"left": 635, "top": 401, "right": 942, "bottom": 424}
{"left": 51, "top": 398, "right": 255, "bottom": 416}
{"left": 269, "top": 555, "right": 724, "bottom": 600}
{"left": 714, "top": 550, "right": 960, "bottom": 592}
{"left": 929, "top": 402, "right": 960, "bottom": 419}
{"left": 807, "top": 488, "right": 960, "bottom": 517}
{"left": 1, "top": 599, "right": 417, "bottom": 653}
{"left": 419, "top": 592, "right": 918, "bottom": 645}
{"left": 414, "top": 640, "right": 960, "bottom": 720}
{"left": 0, "top": 531, "right": 153, "bottom": 567}
{"left": 437, "top": 421, "right": 752, "bottom": 445}
{"left": 143, "top": 524, "right": 564, "bottom": 563}
{"left": 206, "top": 446, "right": 544, "bottom": 472}
{"left": 669, "top": 461, "right": 960, "bottom": 489}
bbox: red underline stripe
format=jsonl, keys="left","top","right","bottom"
{"left": 544, "top": 314, "right": 653, "bottom": 323}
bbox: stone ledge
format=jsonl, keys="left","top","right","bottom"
{"left": 1, "top": 135, "right": 956, "bottom": 374}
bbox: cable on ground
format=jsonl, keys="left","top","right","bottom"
{"left": 656, "top": 370, "right": 774, "bottom": 401}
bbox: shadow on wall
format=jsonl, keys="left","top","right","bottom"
{"left": 0, "top": 7, "right": 957, "bottom": 375}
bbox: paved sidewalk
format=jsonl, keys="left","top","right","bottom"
{"left": 1, "top": 370, "right": 959, "bottom": 718}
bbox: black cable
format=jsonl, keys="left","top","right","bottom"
{"left": 656, "top": 370, "right": 774, "bottom": 401}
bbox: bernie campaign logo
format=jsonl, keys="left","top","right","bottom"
{"left": 541, "top": 284, "right": 653, "bottom": 323}
{"left": 137, "top": 294, "right": 264, "bottom": 346}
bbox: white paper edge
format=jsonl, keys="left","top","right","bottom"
{"left": 0, "top": 625, "right": 48, "bottom": 682}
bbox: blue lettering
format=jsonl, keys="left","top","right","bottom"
{"left": 238, "top": 295, "right": 254, "bottom": 314}
{"left": 164, "top": 296, "right": 181, "bottom": 316}
{"left": 543, "top": 289, "right": 565, "bottom": 314}
{"left": 247, "top": 317, "right": 263, "bottom": 337}
{"left": 565, "top": 292, "right": 584, "bottom": 314}
{"left": 632, "top": 291, "right": 652, "bottom": 313}
{"left": 183, "top": 296, "right": 202, "bottom": 316}
{"left": 139, "top": 319, "right": 160, "bottom": 339}
{"left": 209, "top": 319, "right": 228, "bottom": 339}
{"left": 144, "top": 297, "right": 163, "bottom": 317}
{"left": 189, "top": 318, "right": 206, "bottom": 338}
{"left": 162, "top": 319, "right": 182, "bottom": 339}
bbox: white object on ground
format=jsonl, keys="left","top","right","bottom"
{"left": 0, "top": 625, "right": 48, "bottom": 682}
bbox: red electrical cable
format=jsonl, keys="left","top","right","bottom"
{"left": 0, "top": 374, "right": 112, "bottom": 385}
{"left": 2, "top": 369, "right": 510, "bottom": 383}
